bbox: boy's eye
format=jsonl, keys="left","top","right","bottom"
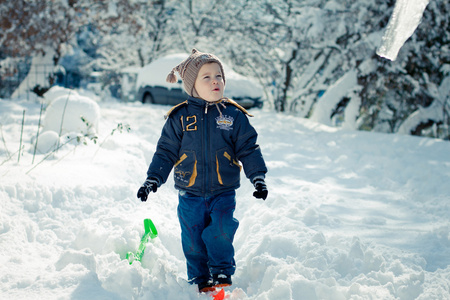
{"left": 202, "top": 74, "right": 221, "bottom": 80}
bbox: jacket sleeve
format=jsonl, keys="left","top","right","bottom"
{"left": 146, "top": 115, "right": 183, "bottom": 185}
{"left": 233, "top": 112, "right": 267, "bottom": 182}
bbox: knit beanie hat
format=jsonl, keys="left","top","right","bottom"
{"left": 166, "top": 49, "right": 226, "bottom": 97}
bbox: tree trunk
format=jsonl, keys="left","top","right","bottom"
{"left": 277, "top": 47, "right": 298, "bottom": 112}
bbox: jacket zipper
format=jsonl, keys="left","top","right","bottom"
{"left": 203, "top": 102, "right": 209, "bottom": 195}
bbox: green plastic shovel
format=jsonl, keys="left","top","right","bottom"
{"left": 126, "top": 218, "right": 158, "bottom": 264}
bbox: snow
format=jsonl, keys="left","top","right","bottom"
{"left": 1, "top": 91, "right": 449, "bottom": 299}
{"left": 35, "top": 131, "right": 60, "bottom": 154}
{"left": 341, "top": 91, "right": 361, "bottom": 130}
{"left": 438, "top": 66, "right": 450, "bottom": 101}
{"left": 397, "top": 100, "right": 443, "bottom": 135}
{"left": 377, "top": 0, "right": 430, "bottom": 61}
{"left": 309, "top": 70, "right": 358, "bottom": 126}
{"left": 41, "top": 87, "right": 101, "bottom": 138}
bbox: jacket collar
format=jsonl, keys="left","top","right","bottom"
{"left": 187, "top": 96, "right": 222, "bottom": 115}
{"left": 187, "top": 96, "right": 253, "bottom": 117}
{"left": 187, "top": 96, "right": 206, "bottom": 107}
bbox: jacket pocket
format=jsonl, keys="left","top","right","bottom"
{"left": 174, "top": 150, "right": 197, "bottom": 188}
{"left": 215, "top": 147, "right": 241, "bottom": 187}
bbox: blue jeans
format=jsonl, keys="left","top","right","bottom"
{"left": 177, "top": 190, "right": 239, "bottom": 284}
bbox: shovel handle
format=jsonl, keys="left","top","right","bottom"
{"left": 127, "top": 219, "right": 158, "bottom": 264}
{"left": 144, "top": 218, "right": 158, "bottom": 239}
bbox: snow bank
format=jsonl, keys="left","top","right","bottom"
{"left": 1, "top": 97, "right": 450, "bottom": 299}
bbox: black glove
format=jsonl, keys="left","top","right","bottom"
{"left": 137, "top": 177, "right": 159, "bottom": 202}
{"left": 253, "top": 178, "right": 268, "bottom": 200}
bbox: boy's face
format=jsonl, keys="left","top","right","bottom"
{"left": 194, "top": 62, "right": 225, "bottom": 102}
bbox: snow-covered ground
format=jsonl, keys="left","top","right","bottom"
{"left": 1, "top": 90, "right": 450, "bottom": 299}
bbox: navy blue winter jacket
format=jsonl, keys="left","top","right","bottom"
{"left": 146, "top": 96, "right": 267, "bottom": 197}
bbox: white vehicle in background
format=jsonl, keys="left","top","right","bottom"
{"left": 85, "top": 71, "right": 103, "bottom": 95}
{"left": 135, "top": 53, "right": 264, "bottom": 109}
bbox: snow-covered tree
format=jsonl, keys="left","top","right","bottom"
{"left": 0, "top": 0, "right": 99, "bottom": 63}
{"left": 90, "top": 0, "right": 180, "bottom": 69}
{"left": 356, "top": 0, "right": 449, "bottom": 138}
{"left": 0, "top": 0, "right": 93, "bottom": 97}
{"left": 215, "top": 0, "right": 449, "bottom": 139}
{"left": 1, "top": 0, "right": 448, "bottom": 139}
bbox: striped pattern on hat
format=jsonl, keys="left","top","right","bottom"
{"left": 166, "top": 49, "right": 226, "bottom": 97}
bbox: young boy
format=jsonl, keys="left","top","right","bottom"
{"left": 137, "top": 49, "right": 268, "bottom": 293}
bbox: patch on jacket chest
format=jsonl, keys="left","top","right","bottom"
{"left": 216, "top": 115, "right": 234, "bottom": 131}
